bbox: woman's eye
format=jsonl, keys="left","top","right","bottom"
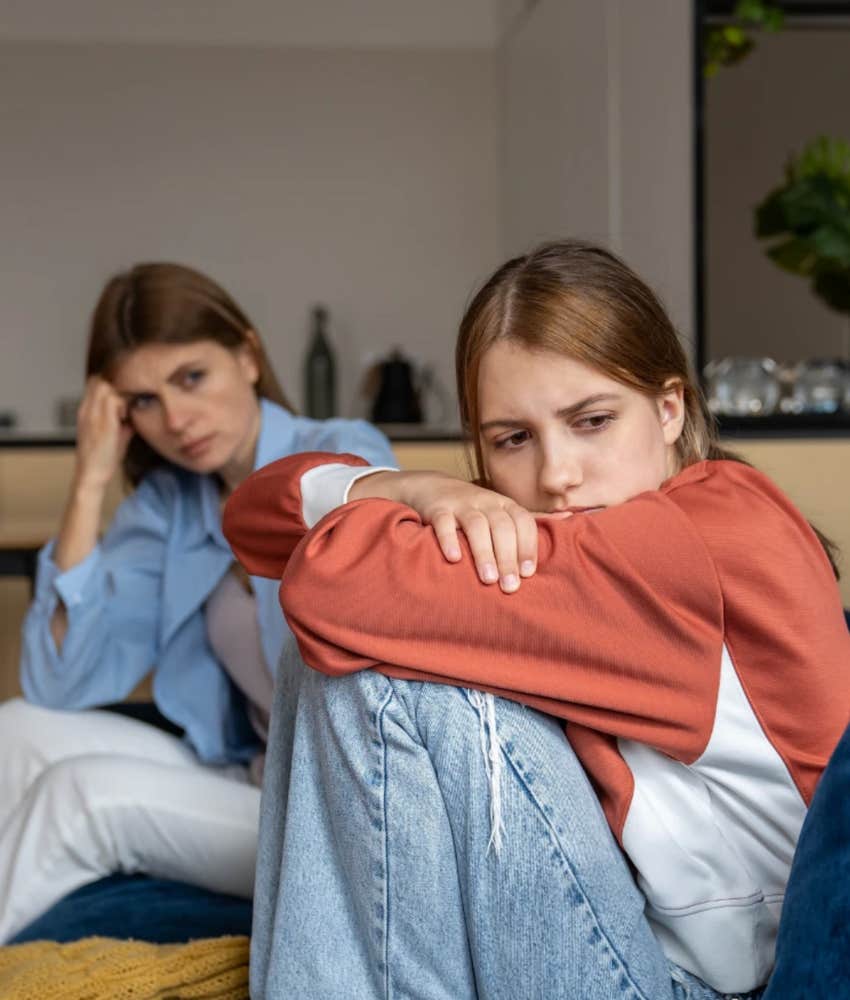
{"left": 182, "top": 369, "right": 205, "bottom": 388}
{"left": 574, "top": 413, "right": 614, "bottom": 431}
{"left": 493, "top": 430, "right": 529, "bottom": 450}
{"left": 129, "top": 393, "right": 156, "bottom": 411}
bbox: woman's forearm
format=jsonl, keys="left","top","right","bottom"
{"left": 50, "top": 476, "right": 108, "bottom": 649}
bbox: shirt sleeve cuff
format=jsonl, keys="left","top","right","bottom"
{"left": 48, "top": 545, "right": 102, "bottom": 610}
{"left": 300, "top": 464, "right": 397, "bottom": 529}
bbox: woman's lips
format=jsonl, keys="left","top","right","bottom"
{"left": 180, "top": 434, "right": 215, "bottom": 458}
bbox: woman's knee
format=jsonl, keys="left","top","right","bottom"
{"left": 28, "top": 754, "right": 129, "bottom": 813}
{"left": 0, "top": 698, "right": 55, "bottom": 750}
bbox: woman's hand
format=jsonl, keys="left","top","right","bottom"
{"left": 349, "top": 471, "right": 541, "bottom": 593}
{"left": 73, "top": 376, "right": 134, "bottom": 492}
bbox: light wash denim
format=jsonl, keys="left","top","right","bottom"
{"left": 252, "top": 642, "right": 766, "bottom": 1000}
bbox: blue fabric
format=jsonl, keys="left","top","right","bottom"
{"left": 19, "top": 400, "right": 396, "bottom": 764}
{"left": 764, "top": 718, "right": 850, "bottom": 999}
{"left": 7, "top": 874, "right": 252, "bottom": 944}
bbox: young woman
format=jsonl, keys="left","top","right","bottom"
{"left": 224, "top": 241, "right": 850, "bottom": 1000}
{"left": 0, "top": 262, "right": 395, "bottom": 943}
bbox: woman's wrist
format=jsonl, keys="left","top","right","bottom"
{"left": 70, "top": 464, "right": 112, "bottom": 501}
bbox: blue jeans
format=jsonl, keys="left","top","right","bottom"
{"left": 252, "top": 645, "right": 763, "bottom": 1000}
{"left": 762, "top": 720, "right": 850, "bottom": 999}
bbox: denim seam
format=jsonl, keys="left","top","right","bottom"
{"left": 375, "top": 684, "right": 395, "bottom": 1000}
{"left": 500, "top": 730, "right": 655, "bottom": 1000}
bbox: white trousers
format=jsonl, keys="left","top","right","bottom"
{"left": 0, "top": 698, "right": 260, "bottom": 943}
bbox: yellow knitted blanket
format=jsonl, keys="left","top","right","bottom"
{"left": 0, "top": 935, "right": 249, "bottom": 999}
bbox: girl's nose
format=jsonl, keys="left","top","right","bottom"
{"left": 539, "top": 446, "right": 583, "bottom": 501}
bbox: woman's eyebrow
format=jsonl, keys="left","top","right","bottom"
{"left": 166, "top": 360, "right": 204, "bottom": 383}
{"left": 480, "top": 393, "right": 621, "bottom": 431}
{"left": 116, "top": 360, "right": 205, "bottom": 397}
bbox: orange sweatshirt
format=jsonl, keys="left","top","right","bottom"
{"left": 223, "top": 454, "right": 850, "bottom": 993}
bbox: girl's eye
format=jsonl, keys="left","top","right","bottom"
{"left": 493, "top": 430, "right": 530, "bottom": 450}
{"left": 182, "top": 369, "right": 205, "bottom": 388}
{"left": 129, "top": 393, "right": 156, "bottom": 411}
{"left": 574, "top": 413, "right": 614, "bottom": 431}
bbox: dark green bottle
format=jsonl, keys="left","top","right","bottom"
{"left": 304, "top": 305, "right": 336, "bottom": 419}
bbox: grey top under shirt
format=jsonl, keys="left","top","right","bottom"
{"left": 205, "top": 565, "right": 272, "bottom": 785}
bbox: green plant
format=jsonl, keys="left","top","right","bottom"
{"left": 755, "top": 137, "right": 850, "bottom": 314}
{"left": 704, "top": 0, "right": 784, "bottom": 78}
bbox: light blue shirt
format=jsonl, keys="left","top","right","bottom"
{"left": 20, "top": 399, "right": 396, "bottom": 764}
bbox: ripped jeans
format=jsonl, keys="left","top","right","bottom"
{"left": 251, "top": 645, "right": 765, "bottom": 1000}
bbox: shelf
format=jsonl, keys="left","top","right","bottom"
{"left": 715, "top": 414, "right": 850, "bottom": 438}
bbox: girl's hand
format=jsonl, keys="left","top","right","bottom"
{"left": 73, "top": 376, "right": 134, "bottom": 492}
{"left": 350, "top": 471, "right": 541, "bottom": 593}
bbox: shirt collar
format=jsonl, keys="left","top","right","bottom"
{"left": 199, "top": 397, "right": 298, "bottom": 549}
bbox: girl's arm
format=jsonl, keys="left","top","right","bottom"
{"left": 224, "top": 452, "right": 539, "bottom": 592}
{"left": 275, "top": 487, "right": 725, "bottom": 759}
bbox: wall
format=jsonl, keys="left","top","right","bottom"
{"left": 0, "top": 42, "right": 501, "bottom": 429}
{"left": 706, "top": 29, "right": 850, "bottom": 363}
{"left": 500, "top": 0, "right": 694, "bottom": 349}
{"left": 0, "top": 0, "right": 499, "bottom": 48}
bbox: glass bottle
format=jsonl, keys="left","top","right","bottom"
{"left": 304, "top": 305, "right": 336, "bottom": 419}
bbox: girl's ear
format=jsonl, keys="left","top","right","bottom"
{"left": 658, "top": 378, "right": 685, "bottom": 446}
{"left": 238, "top": 330, "right": 261, "bottom": 386}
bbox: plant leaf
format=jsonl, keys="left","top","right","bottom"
{"left": 754, "top": 188, "right": 790, "bottom": 237}
{"left": 766, "top": 238, "right": 816, "bottom": 275}
{"left": 809, "top": 224, "right": 850, "bottom": 265}
{"left": 812, "top": 267, "right": 850, "bottom": 313}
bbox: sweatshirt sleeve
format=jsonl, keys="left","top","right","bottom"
{"left": 222, "top": 452, "right": 374, "bottom": 581}
{"left": 279, "top": 488, "right": 726, "bottom": 761}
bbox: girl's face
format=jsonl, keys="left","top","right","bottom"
{"left": 110, "top": 338, "right": 261, "bottom": 488}
{"left": 477, "top": 341, "right": 685, "bottom": 513}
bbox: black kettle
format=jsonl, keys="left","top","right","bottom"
{"left": 370, "top": 350, "right": 423, "bottom": 424}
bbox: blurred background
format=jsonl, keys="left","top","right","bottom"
{"left": 2, "top": 0, "right": 850, "bottom": 686}
{"left": 0, "top": 0, "right": 692, "bottom": 433}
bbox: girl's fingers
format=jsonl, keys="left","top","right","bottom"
{"left": 489, "top": 509, "right": 522, "bottom": 593}
{"left": 511, "top": 507, "right": 539, "bottom": 578}
{"left": 457, "top": 511, "right": 500, "bottom": 586}
{"left": 430, "top": 510, "right": 463, "bottom": 563}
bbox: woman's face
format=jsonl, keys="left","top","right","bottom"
{"left": 110, "top": 338, "right": 261, "bottom": 487}
{"left": 477, "top": 341, "right": 685, "bottom": 513}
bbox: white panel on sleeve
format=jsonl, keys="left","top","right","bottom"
{"left": 300, "top": 464, "right": 397, "bottom": 529}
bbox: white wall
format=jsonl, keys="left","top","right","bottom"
{"left": 0, "top": 0, "right": 697, "bottom": 431}
{"left": 501, "top": 0, "right": 694, "bottom": 348}
{"left": 0, "top": 0, "right": 499, "bottom": 48}
{"left": 0, "top": 42, "right": 501, "bottom": 429}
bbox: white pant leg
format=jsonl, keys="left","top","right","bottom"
{"left": 0, "top": 698, "right": 199, "bottom": 829}
{"left": 0, "top": 701, "right": 259, "bottom": 943}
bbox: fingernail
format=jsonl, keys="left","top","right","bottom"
{"left": 481, "top": 563, "right": 498, "bottom": 583}
{"left": 520, "top": 560, "right": 535, "bottom": 576}
{"left": 501, "top": 574, "right": 519, "bottom": 592}
{"left": 446, "top": 546, "right": 461, "bottom": 561}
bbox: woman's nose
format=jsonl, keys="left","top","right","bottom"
{"left": 162, "top": 397, "right": 193, "bottom": 434}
